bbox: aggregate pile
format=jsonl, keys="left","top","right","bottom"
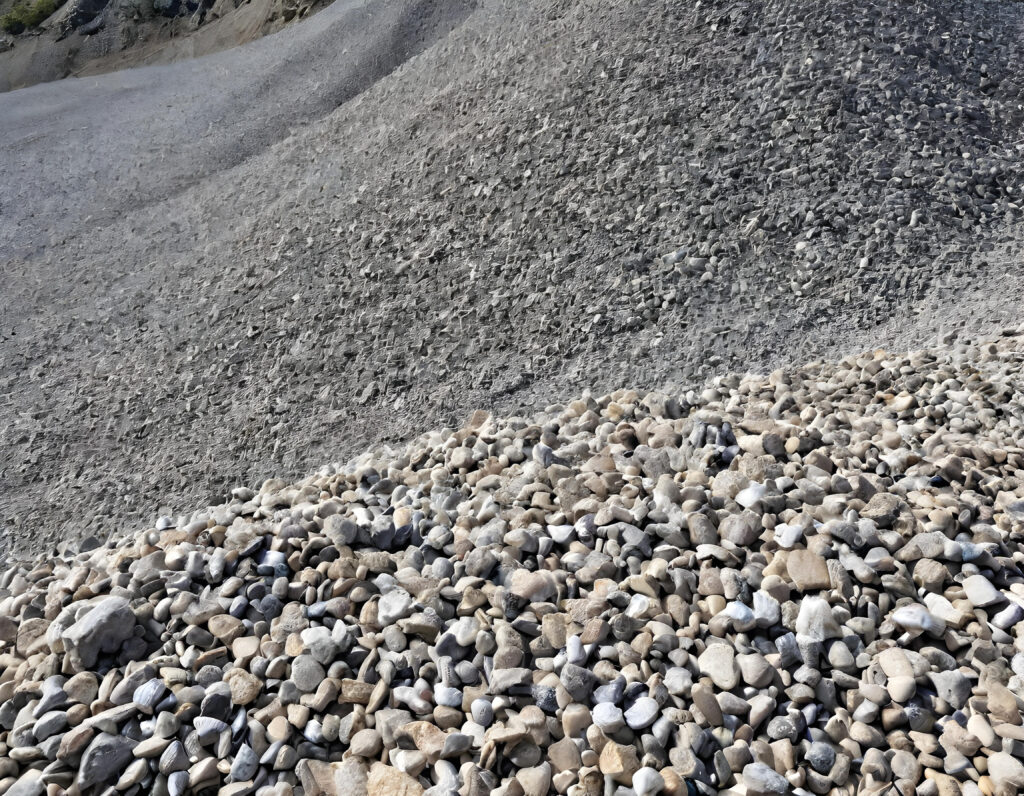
{"left": 2, "top": 331, "right": 1024, "bottom": 796}
{"left": 4, "top": 0, "right": 1024, "bottom": 553}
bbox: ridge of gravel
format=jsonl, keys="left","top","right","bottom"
{"left": 3, "top": 0, "right": 1024, "bottom": 554}
{"left": 2, "top": 331, "right": 1024, "bottom": 796}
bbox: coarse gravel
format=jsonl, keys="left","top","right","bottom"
{"left": 2, "top": 0, "right": 1024, "bottom": 556}
{"left": 1, "top": 331, "right": 1024, "bottom": 795}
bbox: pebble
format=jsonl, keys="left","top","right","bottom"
{"left": 698, "top": 644, "right": 739, "bottom": 690}
{"left": 624, "top": 697, "right": 659, "bottom": 730}
{"left": 593, "top": 702, "right": 626, "bottom": 733}
{"left": 742, "top": 761, "right": 789, "bottom": 795}
{"left": 961, "top": 574, "right": 1005, "bottom": 608}
{"left": 0, "top": 338, "right": 1022, "bottom": 796}
{"left": 632, "top": 766, "right": 666, "bottom": 796}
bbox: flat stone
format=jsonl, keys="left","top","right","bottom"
{"left": 298, "top": 759, "right": 369, "bottom": 796}
{"left": 291, "top": 654, "right": 326, "bottom": 693}
{"left": 698, "top": 644, "right": 738, "bottom": 690}
{"left": 692, "top": 682, "right": 723, "bottom": 726}
{"left": 961, "top": 574, "right": 1005, "bottom": 608}
{"left": 208, "top": 614, "right": 244, "bottom": 643}
{"left": 78, "top": 733, "right": 137, "bottom": 790}
{"left": 787, "top": 549, "right": 831, "bottom": 591}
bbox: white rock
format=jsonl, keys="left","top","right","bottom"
{"left": 632, "top": 767, "right": 665, "bottom": 796}
{"left": 625, "top": 593, "right": 653, "bottom": 619}
{"left": 795, "top": 596, "right": 842, "bottom": 641}
{"left": 623, "top": 697, "right": 659, "bottom": 730}
{"left": 962, "top": 574, "right": 1005, "bottom": 608}
{"left": 773, "top": 523, "right": 804, "bottom": 548}
{"left": 891, "top": 604, "right": 945, "bottom": 635}
{"left": 753, "top": 591, "right": 781, "bottom": 628}
{"left": 377, "top": 589, "right": 414, "bottom": 626}
{"left": 987, "top": 752, "right": 1024, "bottom": 787}
{"left": 735, "top": 483, "right": 767, "bottom": 509}
{"left": 720, "top": 601, "right": 755, "bottom": 625}
{"left": 592, "top": 702, "right": 625, "bottom": 733}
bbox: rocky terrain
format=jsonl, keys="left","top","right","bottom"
{"left": 2, "top": 331, "right": 1024, "bottom": 795}
{"left": 4, "top": 0, "right": 1024, "bottom": 793}
{"left": 0, "top": 0, "right": 331, "bottom": 92}
{"left": 2, "top": 0, "right": 1024, "bottom": 556}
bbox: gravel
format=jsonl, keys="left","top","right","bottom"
{"left": 3, "top": 0, "right": 1024, "bottom": 555}
{"left": 1, "top": 332, "right": 1023, "bottom": 795}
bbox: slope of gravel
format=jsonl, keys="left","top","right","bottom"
{"left": 2, "top": 332, "right": 1024, "bottom": 796}
{"left": 3, "top": 0, "right": 1024, "bottom": 554}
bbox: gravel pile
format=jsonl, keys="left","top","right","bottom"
{"left": 4, "top": 0, "right": 1024, "bottom": 553}
{"left": 3, "top": 330, "right": 1024, "bottom": 796}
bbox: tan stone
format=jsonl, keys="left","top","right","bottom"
{"left": 598, "top": 741, "right": 640, "bottom": 785}
{"left": 541, "top": 613, "right": 567, "bottom": 649}
{"left": 266, "top": 715, "right": 292, "bottom": 743}
{"left": 225, "top": 669, "right": 262, "bottom": 705}
{"left": 987, "top": 682, "right": 1022, "bottom": 725}
{"left": 548, "top": 736, "right": 582, "bottom": 773}
{"left": 339, "top": 679, "right": 373, "bottom": 704}
{"left": 208, "top": 614, "right": 244, "bottom": 644}
{"left": 298, "top": 759, "right": 369, "bottom": 796}
{"left": 787, "top": 549, "right": 831, "bottom": 591}
{"left": 16, "top": 618, "right": 49, "bottom": 658}
{"left": 367, "top": 762, "right": 424, "bottom": 796}
{"left": 395, "top": 721, "right": 447, "bottom": 762}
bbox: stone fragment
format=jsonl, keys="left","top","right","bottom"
{"left": 62, "top": 597, "right": 136, "bottom": 671}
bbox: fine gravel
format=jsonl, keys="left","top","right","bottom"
{"left": 2, "top": 0, "right": 1024, "bottom": 555}
{"left": 1, "top": 331, "right": 1024, "bottom": 796}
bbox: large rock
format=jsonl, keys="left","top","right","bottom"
{"left": 742, "top": 762, "right": 789, "bottom": 796}
{"left": 986, "top": 752, "right": 1024, "bottom": 787}
{"left": 367, "top": 762, "right": 424, "bottom": 796}
{"left": 297, "top": 759, "right": 369, "bottom": 795}
{"left": 61, "top": 596, "right": 135, "bottom": 671}
{"left": 44, "top": 0, "right": 112, "bottom": 38}
{"left": 78, "top": 733, "right": 137, "bottom": 790}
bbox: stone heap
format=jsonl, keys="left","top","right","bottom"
{"left": 2, "top": 332, "right": 1024, "bottom": 796}
{"left": 6, "top": 0, "right": 1024, "bottom": 556}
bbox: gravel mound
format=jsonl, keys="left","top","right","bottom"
{"left": 2, "top": 331, "right": 1024, "bottom": 796}
{"left": 2, "top": 0, "right": 1024, "bottom": 553}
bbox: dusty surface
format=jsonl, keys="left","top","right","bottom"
{"left": 2, "top": 0, "right": 1024, "bottom": 555}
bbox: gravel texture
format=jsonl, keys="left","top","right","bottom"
{"left": 2, "top": 0, "right": 1024, "bottom": 554}
{"left": 2, "top": 331, "right": 1024, "bottom": 796}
